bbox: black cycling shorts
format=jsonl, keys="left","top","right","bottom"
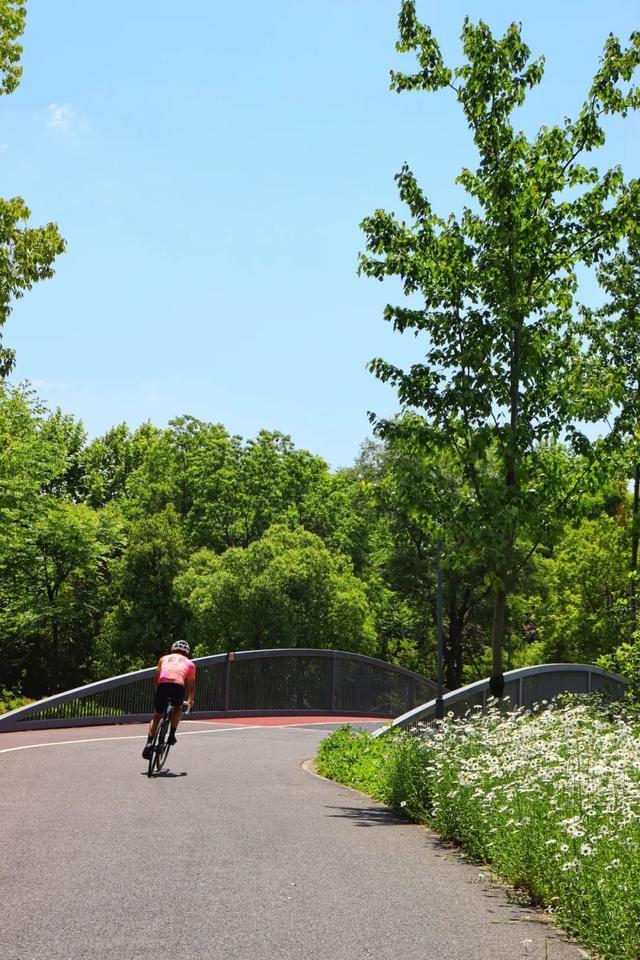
{"left": 154, "top": 682, "right": 185, "bottom": 714}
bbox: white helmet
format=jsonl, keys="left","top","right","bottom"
{"left": 171, "top": 640, "right": 191, "bottom": 656}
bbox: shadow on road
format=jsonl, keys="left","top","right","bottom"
{"left": 324, "top": 804, "right": 461, "bottom": 853}
{"left": 324, "top": 804, "right": 406, "bottom": 827}
{"left": 140, "top": 770, "right": 188, "bottom": 779}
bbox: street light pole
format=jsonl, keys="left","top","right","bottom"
{"left": 435, "top": 530, "right": 444, "bottom": 721}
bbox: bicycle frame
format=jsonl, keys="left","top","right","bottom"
{"left": 146, "top": 699, "right": 190, "bottom": 777}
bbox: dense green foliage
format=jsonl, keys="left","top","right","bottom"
{"left": 175, "top": 525, "right": 377, "bottom": 657}
{"left": 2, "top": 377, "right": 639, "bottom": 700}
{"left": 317, "top": 703, "right": 640, "bottom": 960}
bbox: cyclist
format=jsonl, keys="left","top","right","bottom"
{"left": 142, "top": 640, "right": 196, "bottom": 759}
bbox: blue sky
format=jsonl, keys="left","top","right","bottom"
{"left": 2, "top": 0, "right": 639, "bottom": 468}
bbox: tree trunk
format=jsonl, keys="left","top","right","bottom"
{"left": 445, "top": 601, "right": 464, "bottom": 690}
{"left": 491, "top": 464, "right": 517, "bottom": 697}
{"left": 490, "top": 577, "right": 506, "bottom": 698}
{"left": 631, "top": 461, "right": 640, "bottom": 635}
{"left": 51, "top": 619, "right": 60, "bottom": 692}
{"left": 491, "top": 318, "right": 520, "bottom": 699}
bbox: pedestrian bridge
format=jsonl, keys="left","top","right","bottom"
{"left": 372, "top": 662, "right": 628, "bottom": 737}
{"left": 0, "top": 650, "right": 627, "bottom": 733}
{"left": 0, "top": 648, "right": 438, "bottom": 731}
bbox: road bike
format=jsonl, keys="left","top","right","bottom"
{"left": 147, "top": 699, "right": 190, "bottom": 777}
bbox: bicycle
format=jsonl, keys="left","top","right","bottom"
{"left": 147, "top": 699, "right": 191, "bottom": 777}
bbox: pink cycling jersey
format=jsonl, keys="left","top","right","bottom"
{"left": 157, "top": 653, "right": 196, "bottom": 686}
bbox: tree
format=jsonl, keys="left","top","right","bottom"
{"left": 124, "top": 418, "right": 343, "bottom": 554}
{"left": 0, "top": 1, "right": 65, "bottom": 378}
{"left": 0, "top": 386, "right": 130, "bottom": 695}
{"left": 372, "top": 426, "right": 495, "bottom": 687}
{"left": 95, "top": 507, "right": 188, "bottom": 675}
{"left": 39, "top": 408, "right": 87, "bottom": 501}
{"left": 299, "top": 454, "right": 381, "bottom": 576}
{"left": 0, "top": 384, "right": 60, "bottom": 526}
{"left": 581, "top": 228, "right": 640, "bottom": 629}
{"left": 82, "top": 421, "right": 159, "bottom": 508}
{"left": 3, "top": 502, "right": 120, "bottom": 695}
{"left": 199, "top": 428, "right": 332, "bottom": 550}
{"left": 533, "top": 515, "right": 630, "bottom": 664}
{"left": 359, "top": 2, "right": 640, "bottom": 694}
{"left": 175, "top": 525, "right": 377, "bottom": 656}
{"left": 0, "top": 384, "right": 62, "bottom": 691}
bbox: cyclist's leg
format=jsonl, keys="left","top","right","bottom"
{"left": 143, "top": 683, "right": 171, "bottom": 757}
{"left": 171, "top": 703, "right": 182, "bottom": 730}
{"left": 166, "top": 705, "right": 180, "bottom": 746}
{"left": 168, "top": 683, "right": 186, "bottom": 732}
{"left": 165, "top": 684, "right": 185, "bottom": 745}
{"left": 148, "top": 711, "right": 162, "bottom": 737}
{"left": 142, "top": 712, "right": 162, "bottom": 759}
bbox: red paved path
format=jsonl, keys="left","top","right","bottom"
{"left": 195, "top": 714, "right": 388, "bottom": 725}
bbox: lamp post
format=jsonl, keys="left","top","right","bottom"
{"left": 435, "top": 530, "right": 445, "bottom": 721}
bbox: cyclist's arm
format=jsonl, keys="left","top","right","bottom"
{"left": 153, "top": 661, "right": 162, "bottom": 688}
{"left": 187, "top": 669, "right": 196, "bottom": 706}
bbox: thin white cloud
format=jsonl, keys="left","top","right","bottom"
{"left": 46, "top": 103, "right": 73, "bottom": 128}
{"left": 45, "top": 103, "right": 90, "bottom": 134}
{"left": 31, "top": 378, "right": 67, "bottom": 390}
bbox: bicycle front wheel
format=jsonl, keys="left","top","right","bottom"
{"left": 155, "top": 716, "right": 172, "bottom": 772}
{"left": 147, "top": 724, "right": 161, "bottom": 777}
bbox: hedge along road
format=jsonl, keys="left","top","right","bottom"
{"left": 2, "top": 720, "right": 587, "bottom": 960}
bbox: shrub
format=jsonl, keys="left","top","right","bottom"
{"left": 315, "top": 726, "right": 388, "bottom": 798}
{"left": 0, "top": 689, "right": 33, "bottom": 714}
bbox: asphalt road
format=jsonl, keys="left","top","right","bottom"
{"left": 1, "top": 720, "right": 587, "bottom": 960}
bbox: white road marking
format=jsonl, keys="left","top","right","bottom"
{"left": 0, "top": 720, "right": 355, "bottom": 755}
{"left": 0, "top": 725, "right": 263, "bottom": 754}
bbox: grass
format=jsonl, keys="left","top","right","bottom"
{"left": 316, "top": 698, "right": 640, "bottom": 960}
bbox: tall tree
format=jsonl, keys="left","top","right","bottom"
{"left": 533, "top": 514, "right": 630, "bottom": 664}
{"left": 95, "top": 507, "right": 188, "bottom": 675}
{"left": 581, "top": 228, "right": 640, "bottom": 629}
{"left": 5, "top": 502, "right": 118, "bottom": 695}
{"left": 82, "top": 421, "right": 159, "bottom": 508}
{"left": 175, "top": 525, "right": 377, "bottom": 656}
{"left": 39, "top": 408, "right": 87, "bottom": 501}
{"left": 0, "top": 0, "right": 65, "bottom": 378}
{"left": 0, "top": 385, "right": 123, "bottom": 694}
{"left": 359, "top": 2, "right": 640, "bottom": 695}
{"left": 124, "top": 419, "right": 339, "bottom": 553}
{"left": 372, "top": 426, "right": 493, "bottom": 688}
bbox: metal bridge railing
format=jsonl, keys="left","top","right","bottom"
{"left": 0, "top": 648, "right": 439, "bottom": 732}
{"left": 371, "top": 663, "right": 629, "bottom": 738}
